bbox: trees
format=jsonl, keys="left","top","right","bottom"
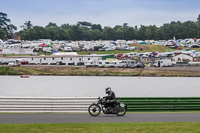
{"left": 0, "top": 12, "right": 17, "bottom": 39}
{"left": 92, "top": 24, "right": 102, "bottom": 31}
{"left": 123, "top": 26, "right": 136, "bottom": 40}
{"left": 136, "top": 25, "right": 147, "bottom": 40}
{"left": 20, "top": 26, "right": 45, "bottom": 40}
{"left": 32, "top": 26, "right": 45, "bottom": 40}
{"left": 0, "top": 28, "right": 6, "bottom": 39}
{"left": 0, "top": 12, "right": 10, "bottom": 30}
{"left": 45, "top": 22, "right": 57, "bottom": 28}
{"left": 77, "top": 21, "right": 92, "bottom": 27}
{"left": 92, "top": 29, "right": 102, "bottom": 40}
{"left": 14, "top": 14, "right": 200, "bottom": 41}
{"left": 145, "top": 25, "right": 158, "bottom": 40}
{"left": 114, "top": 25, "right": 124, "bottom": 40}
{"left": 197, "top": 14, "right": 200, "bottom": 23}
{"left": 102, "top": 26, "right": 116, "bottom": 40}
{"left": 20, "top": 21, "right": 33, "bottom": 30}
{"left": 45, "top": 26, "right": 60, "bottom": 40}
{"left": 181, "top": 21, "right": 199, "bottom": 38}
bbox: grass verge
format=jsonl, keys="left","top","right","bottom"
{"left": 2, "top": 66, "right": 200, "bottom": 77}
{"left": 0, "top": 122, "right": 200, "bottom": 133}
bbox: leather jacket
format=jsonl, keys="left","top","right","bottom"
{"left": 103, "top": 91, "right": 116, "bottom": 101}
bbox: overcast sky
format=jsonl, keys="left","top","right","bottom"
{"left": 1, "top": 0, "right": 200, "bottom": 30}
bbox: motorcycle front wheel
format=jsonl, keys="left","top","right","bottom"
{"left": 88, "top": 104, "right": 101, "bottom": 116}
{"left": 116, "top": 106, "right": 127, "bottom": 116}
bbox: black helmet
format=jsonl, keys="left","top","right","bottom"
{"left": 105, "top": 87, "right": 111, "bottom": 94}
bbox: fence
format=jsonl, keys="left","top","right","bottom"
{"left": 0, "top": 97, "right": 97, "bottom": 113}
{"left": 1, "top": 97, "right": 200, "bottom": 113}
{"left": 117, "top": 97, "right": 200, "bottom": 112}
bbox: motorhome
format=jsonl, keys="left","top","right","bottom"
{"left": 119, "top": 60, "right": 137, "bottom": 68}
{"left": 8, "top": 58, "right": 29, "bottom": 66}
{"left": 64, "top": 47, "right": 73, "bottom": 52}
{"left": 8, "top": 59, "right": 21, "bottom": 66}
{"left": 85, "top": 60, "right": 98, "bottom": 67}
{"left": 110, "top": 60, "right": 123, "bottom": 67}
{"left": 153, "top": 59, "right": 172, "bottom": 67}
{"left": 98, "top": 60, "right": 112, "bottom": 68}
{"left": 43, "top": 47, "right": 52, "bottom": 53}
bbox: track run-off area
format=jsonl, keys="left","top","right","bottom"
{"left": 0, "top": 113, "right": 200, "bottom": 124}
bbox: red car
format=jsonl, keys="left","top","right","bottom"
{"left": 176, "top": 47, "right": 182, "bottom": 50}
{"left": 18, "top": 59, "right": 29, "bottom": 65}
{"left": 21, "top": 61, "right": 29, "bottom": 65}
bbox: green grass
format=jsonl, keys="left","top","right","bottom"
{"left": 0, "top": 122, "right": 200, "bottom": 133}
{"left": 15, "top": 67, "right": 42, "bottom": 75}
{"left": 0, "top": 66, "right": 20, "bottom": 75}
{"left": 4, "top": 45, "right": 200, "bottom": 56}
{"left": 37, "top": 52, "right": 52, "bottom": 55}
{"left": 190, "top": 48, "right": 200, "bottom": 52}
{"left": 77, "top": 45, "right": 200, "bottom": 55}
{"left": 3, "top": 54, "right": 31, "bottom": 56}
{"left": 77, "top": 45, "right": 173, "bottom": 55}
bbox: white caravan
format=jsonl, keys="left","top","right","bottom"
{"left": 110, "top": 60, "right": 124, "bottom": 67}
{"left": 153, "top": 59, "right": 172, "bottom": 67}
{"left": 85, "top": 60, "right": 98, "bottom": 67}
{"left": 117, "top": 60, "right": 137, "bottom": 68}
{"left": 98, "top": 60, "right": 113, "bottom": 68}
{"left": 64, "top": 47, "right": 73, "bottom": 52}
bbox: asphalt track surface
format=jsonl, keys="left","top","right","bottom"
{"left": 1, "top": 113, "right": 200, "bottom": 124}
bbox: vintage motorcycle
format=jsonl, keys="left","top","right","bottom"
{"left": 88, "top": 97, "right": 127, "bottom": 116}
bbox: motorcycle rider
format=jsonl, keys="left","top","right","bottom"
{"left": 103, "top": 87, "right": 117, "bottom": 108}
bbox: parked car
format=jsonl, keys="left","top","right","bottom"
{"left": 134, "top": 62, "right": 145, "bottom": 68}
{"left": 176, "top": 47, "right": 182, "bottom": 50}
{"left": 18, "top": 59, "right": 29, "bottom": 65}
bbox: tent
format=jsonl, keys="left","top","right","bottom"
{"left": 40, "top": 43, "right": 50, "bottom": 47}
{"left": 110, "top": 42, "right": 116, "bottom": 45}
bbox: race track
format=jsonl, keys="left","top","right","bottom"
{"left": 0, "top": 113, "right": 200, "bottom": 124}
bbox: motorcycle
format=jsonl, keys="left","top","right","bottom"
{"left": 88, "top": 97, "right": 127, "bottom": 116}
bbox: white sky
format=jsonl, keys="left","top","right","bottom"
{"left": 1, "top": 0, "right": 200, "bottom": 30}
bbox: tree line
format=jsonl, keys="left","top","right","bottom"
{"left": 1, "top": 12, "right": 200, "bottom": 41}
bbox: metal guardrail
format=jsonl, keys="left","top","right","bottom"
{"left": 0, "top": 97, "right": 97, "bottom": 113}
{"left": 1, "top": 97, "right": 200, "bottom": 113}
{"left": 117, "top": 97, "right": 200, "bottom": 112}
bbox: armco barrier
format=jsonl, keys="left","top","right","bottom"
{"left": 1, "top": 97, "right": 200, "bottom": 113}
{"left": 117, "top": 97, "right": 200, "bottom": 112}
{"left": 0, "top": 97, "right": 97, "bottom": 113}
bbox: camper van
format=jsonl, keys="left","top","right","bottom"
{"left": 8, "top": 59, "right": 21, "bottom": 66}
{"left": 64, "top": 47, "right": 73, "bottom": 52}
{"left": 8, "top": 58, "right": 29, "bottom": 66}
{"left": 153, "top": 59, "right": 172, "bottom": 67}
{"left": 98, "top": 60, "right": 112, "bottom": 68}
{"left": 85, "top": 60, "right": 98, "bottom": 67}
{"left": 110, "top": 60, "right": 123, "bottom": 67}
{"left": 120, "top": 60, "right": 137, "bottom": 68}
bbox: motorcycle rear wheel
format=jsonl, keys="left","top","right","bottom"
{"left": 116, "top": 106, "right": 127, "bottom": 116}
{"left": 88, "top": 104, "right": 101, "bottom": 116}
